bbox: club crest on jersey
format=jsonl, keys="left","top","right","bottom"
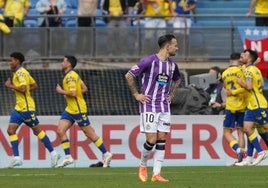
{"left": 146, "top": 123, "right": 151, "bottom": 130}
{"left": 157, "top": 73, "right": 169, "bottom": 85}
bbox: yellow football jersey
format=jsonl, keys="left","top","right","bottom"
{"left": 12, "top": 67, "right": 36, "bottom": 112}
{"left": 62, "top": 70, "right": 87, "bottom": 114}
{"left": 222, "top": 65, "right": 247, "bottom": 112}
{"left": 244, "top": 65, "right": 267, "bottom": 110}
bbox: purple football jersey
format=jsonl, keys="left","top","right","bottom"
{"left": 128, "top": 54, "right": 180, "bottom": 113}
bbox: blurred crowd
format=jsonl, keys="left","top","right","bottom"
{"left": 0, "top": 0, "right": 197, "bottom": 30}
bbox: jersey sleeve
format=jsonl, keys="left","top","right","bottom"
{"left": 128, "top": 56, "right": 151, "bottom": 77}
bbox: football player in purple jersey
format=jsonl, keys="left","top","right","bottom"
{"left": 125, "top": 34, "right": 181, "bottom": 182}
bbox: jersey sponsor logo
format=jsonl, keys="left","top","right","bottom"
{"left": 163, "top": 122, "right": 170, "bottom": 126}
{"left": 157, "top": 73, "right": 169, "bottom": 85}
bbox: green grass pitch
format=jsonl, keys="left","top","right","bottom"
{"left": 0, "top": 166, "right": 267, "bottom": 188}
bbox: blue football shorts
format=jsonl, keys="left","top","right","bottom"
{"left": 223, "top": 110, "right": 244, "bottom": 129}
{"left": 60, "top": 110, "right": 90, "bottom": 127}
{"left": 244, "top": 108, "right": 268, "bottom": 126}
{"left": 9, "top": 109, "right": 39, "bottom": 127}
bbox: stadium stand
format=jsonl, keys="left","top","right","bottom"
{"left": 30, "top": 0, "right": 39, "bottom": 9}
{"left": 62, "top": 8, "right": 78, "bottom": 27}
{"left": 66, "top": 0, "right": 78, "bottom": 9}
{"left": 24, "top": 8, "right": 39, "bottom": 27}
{"left": 195, "top": 0, "right": 254, "bottom": 27}
{"left": 95, "top": 9, "right": 107, "bottom": 27}
{"left": 23, "top": 0, "right": 254, "bottom": 28}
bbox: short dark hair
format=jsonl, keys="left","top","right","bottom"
{"left": 210, "top": 66, "right": 221, "bottom": 74}
{"left": 244, "top": 49, "right": 258, "bottom": 63}
{"left": 210, "top": 66, "right": 221, "bottom": 80}
{"left": 230, "top": 52, "right": 240, "bottom": 60}
{"left": 10, "top": 52, "right": 25, "bottom": 64}
{"left": 158, "top": 34, "right": 176, "bottom": 48}
{"left": 65, "top": 55, "right": 77, "bottom": 68}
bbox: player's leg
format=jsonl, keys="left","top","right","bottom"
{"left": 236, "top": 112, "right": 246, "bottom": 151}
{"left": 78, "top": 113, "right": 112, "bottom": 167}
{"left": 223, "top": 111, "right": 244, "bottom": 162}
{"left": 80, "top": 125, "right": 113, "bottom": 167}
{"left": 31, "top": 125, "right": 60, "bottom": 167}
{"left": 151, "top": 113, "right": 170, "bottom": 182}
{"left": 151, "top": 132, "right": 169, "bottom": 182}
{"left": 26, "top": 111, "right": 60, "bottom": 167}
{"left": 138, "top": 112, "right": 158, "bottom": 182}
{"left": 256, "top": 125, "right": 268, "bottom": 147}
{"left": 6, "top": 110, "right": 23, "bottom": 168}
{"left": 56, "top": 111, "right": 74, "bottom": 167}
{"left": 224, "top": 128, "right": 244, "bottom": 162}
{"left": 244, "top": 121, "right": 263, "bottom": 151}
{"left": 244, "top": 121, "right": 267, "bottom": 165}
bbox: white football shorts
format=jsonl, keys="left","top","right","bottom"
{"left": 140, "top": 112, "right": 171, "bottom": 133}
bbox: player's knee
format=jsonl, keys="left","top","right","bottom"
{"left": 56, "top": 127, "right": 65, "bottom": 137}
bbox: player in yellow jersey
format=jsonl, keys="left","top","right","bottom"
{"left": 55, "top": 55, "right": 113, "bottom": 168}
{"left": 4, "top": 52, "right": 60, "bottom": 168}
{"left": 236, "top": 49, "right": 268, "bottom": 166}
{"left": 221, "top": 53, "right": 247, "bottom": 164}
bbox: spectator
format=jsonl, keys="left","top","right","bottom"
{"left": 1, "top": 0, "right": 30, "bottom": 27}
{"left": 172, "top": 0, "right": 197, "bottom": 60}
{"left": 77, "top": 0, "right": 97, "bottom": 27}
{"left": 102, "top": 0, "right": 128, "bottom": 56}
{"left": 127, "top": 0, "right": 139, "bottom": 26}
{"left": 129, "top": 1, "right": 145, "bottom": 26}
{"left": 246, "top": 0, "right": 268, "bottom": 26}
{"left": 163, "top": 0, "right": 175, "bottom": 25}
{"left": 36, "top": 0, "right": 67, "bottom": 27}
{"left": 205, "top": 66, "right": 226, "bottom": 115}
{"left": 141, "top": 0, "right": 174, "bottom": 54}
{"left": 0, "top": 0, "right": 4, "bottom": 9}
{"left": 173, "top": 0, "right": 197, "bottom": 35}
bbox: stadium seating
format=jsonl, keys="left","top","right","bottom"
{"left": 66, "top": 0, "right": 78, "bottom": 9}
{"left": 24, "top": 19, "right": 38, "bottom": 27}
{"left": 24, "top": 8, "right": 39, "bottom": 27}
{"left": 62, "top": 8, "right": 77, "bottom": 27}
{"left": 30, "top": 0, "right": 39, "bottom": 9}
{"left": 64, "top": 19, "right": 77, "bottom": 27}
{"left": 95, "top": 9, "right": 106, "bottom": 27}
{"left": 24, "top": 0, "right": 254, "bottom": 28}
{"left": 195, "top": 0, "right": 254, "bottom": 27}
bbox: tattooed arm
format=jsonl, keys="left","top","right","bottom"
{"left": 125, "top": 72, "right": 151, "bottom": 103}
{"left": 168, "top": 80, "right": 181, "bottom": 103}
